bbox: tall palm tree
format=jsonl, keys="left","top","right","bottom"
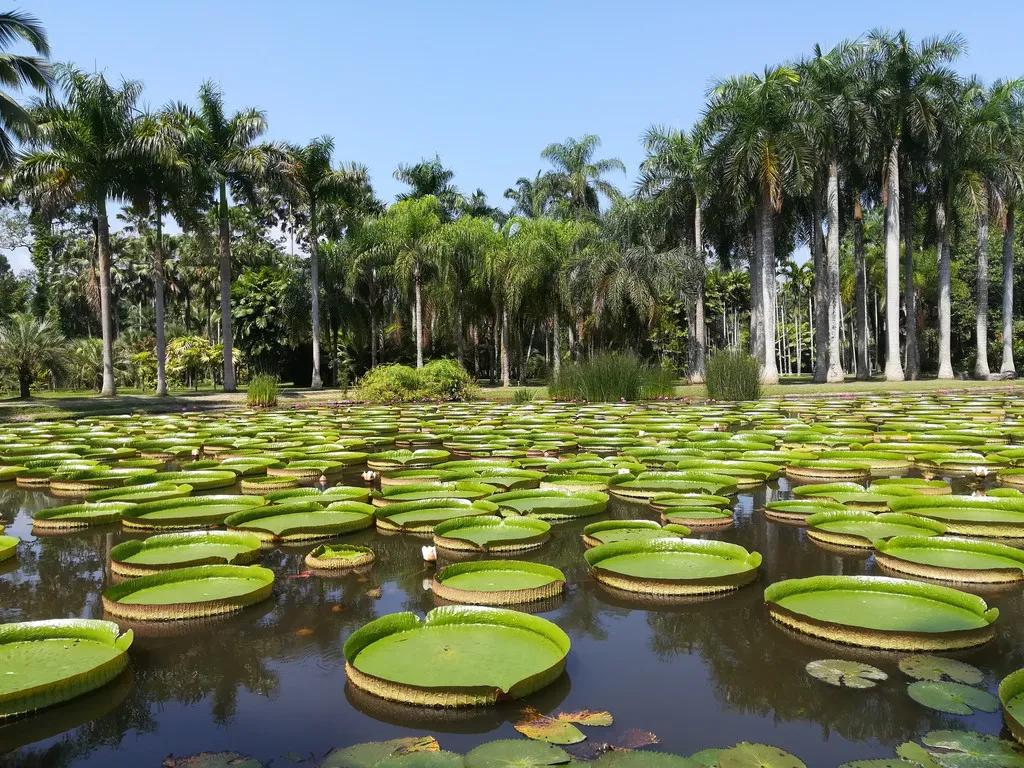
{"left": 637, "top": 124, "right": 707, "bottom": 381}
{"left": 994, "top": 85, "right": 1024, "bottom": 375}
{"left": 0, "top": 10, "right": 51, "bottom": 169}
{"left": 277, "top": 136, "right": 369, "bottom": 388}
{"left": 703, "top": 66, "right": 811, "bottom": 384}
{"left": 394, "top": 155, "right": 460, "bottom": 219}
{"left": 504, "top": 172, "right": 553, "bottom": 219}
{"left": 18, "top": 66, "right": 143, "bottom": 396}
{"left": 866, "top": 29, "right": 966, "bottom": 380}
{"left": 540, "top": 134, "right": 625, "bottom": 219}
{"left": 187, "top": 81, "right": 276, "bottom": 392}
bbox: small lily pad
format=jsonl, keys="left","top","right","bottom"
{"left": 921, "top": 730, "right": 1024, "bottom": 767}
{"left": 716, "top": 743, "right": 807, "bottom": 768}
{"left": 591, "top": 752, "right": 697, "bottom": 767}
{"left": 806, "top": 659, "right": 888, "bottom": 689}
{"left": 836, "top": 761, "right": 909, "bottom": 768}
{"left": 376, "top": 753, "right": 465, "bottom": 768}
{"left": 907, "top": 681, "right": 999, "bottom": 715}
{"left": 688, "top": 750, "right": 723, "bottom": 768}
{"left": 899, "top": 656, "right": 984, "bottom": 685}
{"left": 321, "top": 737, "right": 441, "bottom": 768}
{"left": 513, "top": 715, "right": 584, "bottom": 745}
{"left": 463, "top": 740, "right": 571, "bottom": 768}
{"left": 162, "top": 754, "right": 265, "bottom": 768}
{"left": 895, "top": 743, "right": 941, "bottom": 767}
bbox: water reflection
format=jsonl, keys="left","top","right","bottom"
{"left": 2, "top": 480, "right": 1024, "bottom": 767}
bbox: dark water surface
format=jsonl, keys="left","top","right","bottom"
{"left": 2, "top": 478, "right": 1023, "bottom": 767}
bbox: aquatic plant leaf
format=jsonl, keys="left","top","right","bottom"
{"left": 805, "top": 659, "right": 888, "bottom": 688}
{"left": 895, "top": 742, "right": 941, "bottom": 768}
{"left": 321, "top": 737, "right": 441, "bottom": 768}
{"left": 921, "top": 730, "right": 1024, "bottom": 767}
{"left": 687, "top": 750, "right": 722, "bottom": 767}
{"left": 514, "top": 711, "right": 586, "bottom": 745}
{"left": 836, "top": 761, "right": 910, "bottom": 768}
{"left": 162, "top": 754, "right": 265, "bottom": 768}
{"left": 464, "top": 739, "right": 571, "bottom": 768}
{"left": 558, "top": 709, "right": 613, "bottom": 727}
{"left": 615, "top": 730, "right": 659, "bottom": 749}
{"left": 376, "top": 752, "right": 465, "bottom": 768}
{"left": 898, "top": 656, "right": 984, "bottom": 685}
{"left": 591, "top": 751, "right": 698, "bottom": 767}
{"left": 716, "top": 742, "right": 807, "bottom": 768}
{"left": 907, "top": 681, "right": 998, "bottom": 715}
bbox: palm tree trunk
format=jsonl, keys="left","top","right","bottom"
{"left": 936, "top": 196, "right": 955, "bottom": 379}
{"left": 217, "top": 181, "right": 236, "bottom": 392}
{"left": 309, "top": 205, "right": 323, "bottom": 390}
{"left": 749, "top": 225, "right": 764, "bottom": 366}
{"left": 154, "top": 204, "right": 168, "bottom": 397}
{"left": 1001, "top": 203, "right": 1016, "bottom": 374}
{"left": 903, "top": 171, "right": 919, "bottom": 378}
{"left": 96, "top": 199, "right": 117, "bottom": 397}
{"left": 690, "top": 198, "right": 706, "bottom": 382}
{"left": 795, "top": 294, "right": 802, "bottom": 375}
{"left": 500, "top": 305, "right": 510, "bottom": 386}
{"left": 883, "top": 143, "right": 904, "bottom": 381}
{"left": 853, "top": 195, "right": 869, "bottom": 380}
{"left": 369, "top": 272, "right": 378, "bottom": 368}
{"left": 826, "top": 157, "right": 844, "bottom": 383}
{"left": 552, "top": 310, "right": 561, "bottom": 377}
{"left": 812, "top": 202, "right": 828, "bottom": 382}
{"left": 413, "top": 263, "right": 423, "bottom": 369}
{"left": 974, "top": 188, "right": 991, "bottom": 378}
{"left": 759, "top": 189, "right": 779, "bottom": 384}
{"left": 455, "top": 301, "right": 465, "bottom": 365}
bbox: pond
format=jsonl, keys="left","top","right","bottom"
{"left": 2, "top": 397, "right": 1024, "bottom": 767}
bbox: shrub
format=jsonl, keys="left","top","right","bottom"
{"left": 512, "top": 387, "right": 537, "bottom": 404}
{"left": 357, "top": 360, "right": 476, "bottom": 403}
{"left": 704, "top": 349, "right": 762, "bottom": 401}
{"left": 547, "top": 352, "right": 676, "bottom": 402}
{"left": 247, "top": 374, "right": 279, "bottom": 408}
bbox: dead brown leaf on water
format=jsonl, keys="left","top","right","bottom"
{"left": 514, "top": 707, "right": 614, "bottom": 745}
{"left": 295, "top": 628, "right": 314, "bottom": 637}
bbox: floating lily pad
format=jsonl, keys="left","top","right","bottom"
{"left": 224, "top": 500, "right": 375, "bottom": 542}
{"left": 121, "top": 495, "right": 267, "bottom": 530}
{"left": 0, "top": 535, "right": 17, "bottom": 562}
{"left": 463, "top": 740, "right": 570, "bottom": 768}
{"left": 433, "top": 560, "right": 564, "bottom": 605}
{"left": 876, "top": 536, "right": 1024, "bottom": 584}
{"left": 806, "top": 511, "right": 945, "bottom": 550}
{"left": 591, "top": 752, "right": 695, "bottom": 767}
{"left": 899, "top": 655, "right": 984, "bottom": 685}
{"left": 715, "top": 742, "right": 806, "bottom": 768}
{"left": 376, "top": 752, "right": 465, "bottom": 768}
{"left": 805, "top": 659, "right": 888, "bottom": 689}
{"left": 908, "top": 681, "right": 999, "bottom": 715}
{"left": 32, "top": 502, "right": 134, "bottom": 530}
{"left": 1000, "top": 669, "right": 1024, "bottom": 746}
{"left": 486, "top": 489, "right": 609, "bottom": 521}
{"left": 109, "top": 531, "right": 263, "bottom": 576}
{"left": 582, "top": 520, "right": 691, "bottom": 547}
{"left": 161, "top": 753, "right": 265, "bottom": 768}
{"left": 921, "top": 729, "right": 1024, "bottom": 766}
{"left": 0, "top": 619, "right": 133, "bottom": 719}
{"left": 320, "top": 736, "right": 442, "bottom": 768}
{"left": 433, "top": 516, "right": 551, "bottom": 553}
{"left": 305, "top": 543, "right": 375, "bottom": 571}
{"left": 375, "top": 499, "right": 500, "bottom": 533}
{"left": 344, "top": 607, "right": 570, "bottom": 707}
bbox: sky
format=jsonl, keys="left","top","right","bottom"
{"left": 6, "top": 0, "right": 1024, "bottom": 271}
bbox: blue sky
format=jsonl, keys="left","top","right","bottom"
{"left": 7, "top": 0, "right": 1024, "bottom": 270}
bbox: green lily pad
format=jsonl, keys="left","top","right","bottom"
{"left": 321, "top": 737, "right": 443, "bottom": 768}
{"left": 162, "top": 753, "right": 265, "bottom": 768}
{"left": 908, "top": 681, "right": 999, "bottom": 715}
{"left": 805, "top": 659, "right": 888, "bottom": 688}
{"left": 836, "top": 761, "right": 909, "bottom": 768}
{"left": 898, "top": 655, "right": 984, "bottom": 685}
{"left": 687, "top": 751, "right": 723, "bottom": 768}
{"left": 376, "top": 753, "right": 465, "bottom": 768}
{"left": 716, "top": 743, "right": 807, "bottom": 768}
{"left": 921, "top": 730, "right": 1024, "bottom": 767}
{"left": 591, "top": 752, "right": 697, "bottom": 767}
{"left": 895, "top": 742, "right": 941, "bottom": 767}
{"left": 463, "top": 739, "right": 571, "bottom": 768}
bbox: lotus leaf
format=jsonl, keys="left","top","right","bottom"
{"left": 907, "top": 680, "right": 999, "bottom": 715}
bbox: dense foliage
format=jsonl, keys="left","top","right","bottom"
{"left": 547, "top": 352, "right": 675, "bottom": 402}
{"left": 246, "top": 374, "right": 279, "bottom": 408}
{"left": 704, "top": 350, "right": 763, "bottom": 401}
{"left": 356, "top": 359, "right": 476, "bottom": 402}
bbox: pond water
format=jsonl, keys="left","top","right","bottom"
{"left": 2, "top": 467, "right": 1022, "bottom": 767}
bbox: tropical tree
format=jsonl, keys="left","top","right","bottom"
{"left": 18, "top": 66, "right": 144, "bottom": 396}
{"left": 702, "top": 65, "right": 811, "bottom": 383}
{"left": 541, "top": 134, "right": 624, "bottom": 219}
{"left": 277, "top": 136, "right": 370, "bottom": 388}
{"left": 0, "top": 312, "right": 65, "bottom": 397}
{"left": 187, "top": 81, "right": 277, "bottom": 392}
{"left": 0, "top": 9, "right": 51, "bottom": 169}
{"left": 866, "top": 29, "right": 966, "bottom": 380}
{"left": 394, "top": 155, "right": 460, "bottom": 219}
{"left": 504, "top": 172, "right": 552, "bottom": 219}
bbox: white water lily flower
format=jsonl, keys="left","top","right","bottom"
{"left": 361, "top": 470, "right": 378, "bottom": 482}
{"left": 421, "top": 545, "right": 437, "bottom": 562}
{"left": 422, "top": 578, "right": 433, "bottom": 591}
{"left": 617, "top": 467, "right": 631, "bottom": 475}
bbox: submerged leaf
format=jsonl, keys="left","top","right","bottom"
{"left": 463, "top": 739, "right": 571, "bottom": 768}
{"left": 616, "top": 730, "right": 660, "bottom": 749}
{"left": 716, "top": 743, "right": 807, "bottom": 768}
{"left": 321, "top": 737, "right": 441, "bottom": 768}
{"left": 899, "top": 656, "right": 984, "bottom": 685}
{"left": 907, "top": 681, "right": 998, "bottom": 715}
{"left": 805, "top": 659, "right": 888, "bottom": 689}
{"left": 162, "top": 754, "right": 265, "bottom": 768}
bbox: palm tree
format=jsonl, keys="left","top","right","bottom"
{"left": 0, "top": 312, "right": 66, "bottom": 397}
{"left": 541, "top": 134, "right": 625, "bottom": 219}
{"left": 0, "top": 10, "right": 51, "bottom": 169}
{"left": 277, "top": 136, "right": 370, "bottom": 388}
{"left": 394, "top": 155, "right": 460, "bottom": 219}
{"left": 188, "top": 81, "right": 277, "bottom": 392}
{"left": 18, "top": 66, "right": 143, "bottom": 396}
{"left": 866, "top": 30, "right": 966, "bottom": 380}
{"left": 371, "top": 195, "right": 444, "bottom": 368}
{"left": 995, "top": 87, "right": 1024, "bottom": 375}
{"left": 504, "top": 172, "right": 552, "bottom": 219}
{"left": 702, "top": 66, "right": 811, "bottom": 384}
{"left": 637, "top": 124, "right": 707, "bottom": 381}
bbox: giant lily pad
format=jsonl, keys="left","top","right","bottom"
{"left": 0, "top": 534, "right": 16, "bottom": 562}
{"left": 305, "top": 543, "right": 375, "bottom": 571}
{"left": 224, "top": 500, "right": 375, "bottom": 542}
{"left": 889, "top": 495, "right": 1024, "bottom": 538}
{"left": 86, "top": 482, "right": 193, "bottom": 504}
{"left": 373, "top": 481, "right": 497, "bottom": 507}
{"left": 463, "top": 740, "right": 570, "bottom": 767}
{"left": 590, "top": 752, "right": 695, "bottom": 767}
{"left": 433, "top": 516, "right": 551, "bottom": 553}
{"left": 122, "top": 495, "right": 267, "bottom": 530}
{"left": 143, "top": 470, "right": 237, "bottom": 490}
{"left": 102, "top": 564, "right": 275, "bottom": 621}
{"left": 0, "top": 619, "right": 133, "bottom": 719}
{"left": 585, "top": 538, "right": 761, "bottom": 596}
{"left": 1001, "top": 669, "right": 1024, "bottom": 745}
{"left": 805, "top": 511, "right": 946, "bottom": 550}
{"left": 907, "top": 680, "right": 999, "bottom": 715}
{"left": 764, "top": 576, "right": 999, "bottom": 650}
{"left": 877, "top": 536, "right": 1024, "bottom": 584}
{"left": 805, "top": 659, "right": 888, "bottom": 688}
{"left": 715, "top": 742, "right": 806, "bottom": 768}
{"left": 486, "top": 489, "right": 608, "bottom": 520}
{"left": 432, "top": 560, "right": 565, "bottom": 605}
{"left": 109, "top": 531, "right": 263, "bottom": 576}
{"left": 321, "top": 736, "right": 443, "bottom": 768}
{"left": 582, "top": 520, "right": 691, "bottom": 547}
{"left": 343, "top": 607, "right": 570, "bottom": 707}
{"left": 32, "top": 501, "right": 134, "bottom": 530}
{"left": 375, "top": 499, "right": 499, "bottom": 534}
